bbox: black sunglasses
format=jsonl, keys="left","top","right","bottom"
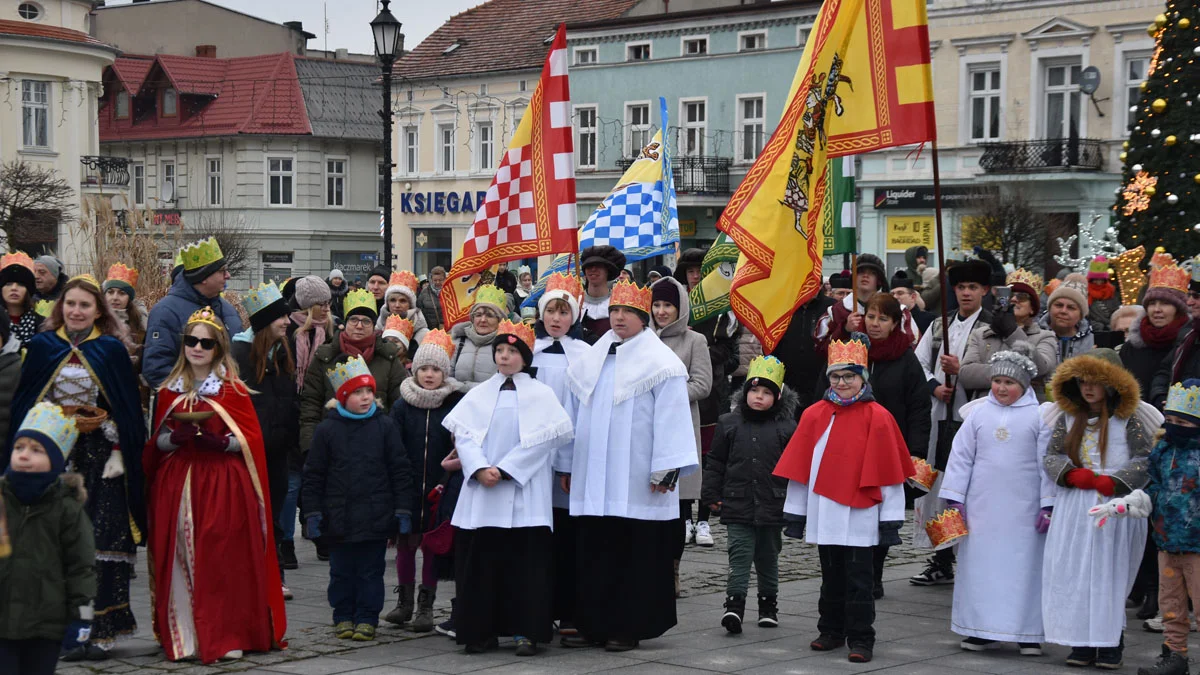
{"left": 183, "top": 335, "right": 217, "bottom": 350}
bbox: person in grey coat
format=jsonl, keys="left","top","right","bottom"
{"left": 449, "top": 285, "right": 504, "bottom": 389}
{"left": 960, "top": 275, "right": 1057, "bottom": 401}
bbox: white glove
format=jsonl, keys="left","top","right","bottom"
{"left": 1088, "top": 489, "right": 1151, "bottom": 528}
{"left": 102, "top": 450, "right": 125, "bottom": 480}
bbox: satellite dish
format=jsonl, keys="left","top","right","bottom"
{"left": 1080, "top": 66, "right": 1101, "bottom": 95}
{"left": 161, "top": 180, "right": 175, "bottom": 203}
{"left": 110, "top": 194, "right": 127, "bottom": 211}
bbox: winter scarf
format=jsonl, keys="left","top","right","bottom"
{"left": 291, "top": 311, "right": 327, "bottom": 392}
{"left": 825, "top": 382, "right": 875, "bottom": 407}
{"left": 339, "top": 331, "right": 376, "bottom": 362}
{"left": 399, "top": 377, "right": 461, "bottom": 409}
{"left": 2, "top": 469, "right": 58, "bottom": 504}
{"left": 336, "top": 401, "right": 377, "bottom": 419}
{"left": 1139, "top": 315, "right": 1188, "bottom": 350}
{"left": 867, "top": 326, "right": 910, "bottom": 363}
{"left": 1089, "top": 282, "right": 1115, "bottom": 304}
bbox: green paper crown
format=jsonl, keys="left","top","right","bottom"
{"left": 746, "top": 355, "right": 785, "bottom": 390}
{"left": 243, "top": 281, "right": 284, "bottom": 317}
{"left": 1166, "top": 382, "right": 1200, "bottom": 421}
{"left": 179, "top": 237, "right": 224, "bottom": 271}
{"left": 343, "top": 288, "right": 376, "bottom": 318}
{"left": 472, "top": 284, "right": 508, "bottom": 312}
{"left": 18, "top": 402, "right": 79, "bottom": 458}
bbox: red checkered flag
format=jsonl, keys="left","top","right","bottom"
{"left": 440, "top": 23, "right": 577, "bottom": 327}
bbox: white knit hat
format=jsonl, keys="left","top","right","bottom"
{"left": 538, "top": 289, "right": 581, "bottom": 324}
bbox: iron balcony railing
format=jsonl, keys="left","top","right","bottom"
{"left": 978, "top": 137, "right": 1103, "bottom": 173}
{"left": 616, "top": 155, "right": 732, "bottom": 194}
{"left": 80, "top": 155, "right": 131, "bottom": 187}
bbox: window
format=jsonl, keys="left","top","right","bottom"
{"left": 1125, "top": 54, "right": 1150, "bottom": 130}
{"left": 161, "top": 88, "right": 177, "bottom": 117}
{"left": 518, "top": 80, "right": 527, "bottom": 92}
{"left": 627, "top": 42, "right": 651, "bottom": 61}
{"left": 413, "top": 228, "right": 453, "bottom": 278}
{"left": 326, "top": 159, "right": 346, "bottom": 207}
{"left": 132, "top": 163, "right": 145, "bottom": 206}
{"left": 682, "top": 99, "right": 706, "bottom": 157}
{"left": 510, "top": 108, "right": 524, "bottom": 136}
{"left": 21, "top": 80, "right": 49, "bottom": 148}
{"left": 267, "top": 157, "right": 294, "bottom": 206}
{"left": 738, "top": 96, "right": 765, "bottom": 162}
{"left": 18, "top": 3, "right": 41, "bottom": 20}
{"left": 1043, "top": 61, "right": 1082, "bottom": 139}
{"left": 160, "top": 160, "right": 175, "bottom": 201}
{"left": 577, "top": 107, "right": 597, "bottom": 168}
{"left": 575, "top": 48, "right": 597, "bottom": 65}
{"left": 206, "top": 157, "right": 221, "bottom": 206}
{"left": 115, "top": 91, "right": 130, "bottom": 119}
{"left": 378, "top": 161, "right": 387, "bottom": 209}
{"left": 627, "top": 103, "right": 651, "bottom": 158}
{"left": 476, "top": 123, "right": 494, "bottom": 171}
{"left": 479, "top": 83, "right": 488, "bottom": 96}
{"left": 683, "top": 37, "right": 707, "bottom": 56}
{"left": 968, "top": 66, "right": 1002, "bottom": 142}
{"left": 403, "top": 126, "right": 418, "bottom": 174}
{"left": 437, "top": 124, "right": 455, "bottom": 173}
{"left": 741, "top": 32, "right": 766, "bottom": 51}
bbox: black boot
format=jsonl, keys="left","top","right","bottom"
{"left": 721, "top": 595, "right": 745, "bottom": 634}
{"left": 279, "top": 540, "right": 298, "bottom": 570}
{"left": 1066, "top": 646, "right": 1097, "bottom": 667}
{"left": 757, "top": 594, "right": 778, "bottom": 628}
{"left": 383, "top": 584, "right": 414, "bottom": 626}
{"left": 1138, "top": 645, "right": 1191, "bottom": 675}
{"left": 412, "top": 585, "right": 436, "bottom": 632}
{"left": 1095, "top": 633, "right": 1124, "bottom": 670}
{"left": 1139, "top": 593, "right": 1161, "bottom": 620}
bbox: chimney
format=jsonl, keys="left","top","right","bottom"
{"left": 195, "top": 45, "right": 217, "bottom": 58}
{"left": 283, "top": 21, "right": 304, "bottom": 32}
{"left": 335, "top": 48, "right": 349, "bottom": 60}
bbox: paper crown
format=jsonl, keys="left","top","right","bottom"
{"left": 34, "top": 299, "right": 53, "bottom": 318}
{"left": 179, "top": 237, "right": 224, "bottom": 271}
{"left": 471, "top": 284, "right": 508, "bottom": 312}
{"left": 187, "top": 306, "right": 224, "bottom": 332}
{"left": 924, "top": 507, "right": 969, "bottom": 551}
{"left": 244, "top": 281, "right": 285, "bottom": 317}
{"left": 172, "top": 250, "right": 184, "bottom": 269}
{"left": 17, "top": 402, "right": 79, "bottom": 459}
{"left": 497, "top": 319, "right": 535, "bottom": 351}
{"left": 388, "top": 270, "right": 419, "bottom": 291}
{"left": 384, "top": 314, "right": 415, "bottom": 340}
{"left": 544, "top": 272, "right": 584, "bottom": 303}
{"left": 421, "top": 329, "right": 456, "bottom": 360}
{"left": 517, "top": 265, "right": 532, "bottom": 277}
{"left": 1151, "top": 247, "right": 1176, "bottom": 269}
{"left": 1006, "top": 268, "right": 1044, "bottom": 295}
{"left": 1087, "top": 256, "right": 1110, "bottom": 280}
{"left": 343, "top": 288, "right": 377, "bottom": 318}
{"left": 327, "top": 355, "right": 375, "bottom": 398}
{"left": 746, "top": 355, "right": 785, "bottom": 390}
{"left": 1150, "top": 264, "right": 1189, "bottom": 293}
{"left": 1, "top": 251, "right": 34, "bottom": 272}
{"left": 105, "top": 263, "right": 139, "bottom": 288}
{"left": 907, "top": 458, "right": 939, "bottom": 493}
{"left": 1166, "top": 382, "right": 1200, "bottom": 421}
{"left": 69, "top": 274, "right": 101, "bottom": 291}
{"left": 828, "top": 338, "right": 869, "bottom": 370}
{"left": 610, "top": 280, "right": 652, "bottom": 313}
{"left": 1193, "top": 255, "right": 1200, "bottom": 283}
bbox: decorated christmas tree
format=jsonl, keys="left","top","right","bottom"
{"left": 1114, "top": 1, "right": 1200, "bottom": 255}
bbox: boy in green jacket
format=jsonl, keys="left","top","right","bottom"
{"left": 0, "top": 402, "right": 96, "bottom": 673}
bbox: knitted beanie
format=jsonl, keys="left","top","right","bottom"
{"left": 989, "top": 342, "right": 1037, "bottom": 391}
{"left": 413, "top": 339, "right": 452, "bottom": 374}
{"left": 294, "top": 275, "right": 331, "bottom": 310}
{"left": 1047, "top": 273, "right": 1089, "bottom": 312}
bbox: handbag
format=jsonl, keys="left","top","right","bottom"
{"left": 934, "top": 418, "right": 962, "bottom": 472}
{"left": 419, "top": 478, "right": 454, "bottom": 556}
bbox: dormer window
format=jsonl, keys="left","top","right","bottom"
{"left": 116, "top": 91, "right": 130, "bottom": 119}
{"left": 161, "top": 88, "right": 177, "bottom": 117}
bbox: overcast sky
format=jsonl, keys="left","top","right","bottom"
{"left": 103, "top": 0, "right": 480, "bottom": 55}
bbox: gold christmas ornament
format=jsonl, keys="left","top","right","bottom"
{"left": 1153, "top": 98, "right": 1168, "bottom": 113}
{"left": 1194, "top": 173, "right": 1200, "bottom": 184}
{"left": 1141, "top": 81, "right": 1149, "bottom": 92}
{"left": 1180, "top": 17, "right": 1192, "bottom": 29}
{"left": 1145, "top": 185, "right": 1157, "bottom": 196}
{"left": 1148, "top": 23, "right": 1160, "bottom": 36}
{"left": 1120, "top": 152, "right": 1128, "bottom": 161}
{"left": 1166, "top": 135, "right": 1178, "bottom": 146}
{"left": 1155, "top": 13, "right": 1168, "bottom": 27}
{"left": 1123, "top": 141, "right": 1130, "bottom": 149}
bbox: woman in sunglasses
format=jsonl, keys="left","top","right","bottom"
{"left": 8, "top": 275, "right": 145, "bottom": 659}
{"left": 143, "top": 307, "right": 287, "bottom": 663}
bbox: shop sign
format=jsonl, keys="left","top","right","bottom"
{"left": 331, "top": 251, "right": 380, "bottom": 277}
{"left": 400, "top": 191, "right": 488, "bottom": 215}
{"left": 152, "top": 209, "right": 182, "bottom": 227}
{"left": 873, "top": 186, "right": 995, "bottom": 210}
{"left": 885, "top": 216, "right": 935, "bottom": 250}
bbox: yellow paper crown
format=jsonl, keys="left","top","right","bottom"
{"left": 422, "top": 328, "right": 456, "bottom": 360}
{"left": 343, "top": 288, "right": 377, "bottom": 319}
{"left": 1166, "top": 382, "right": 1200, "bottom": 421}
{"left": 69, "top": 274, "right": 101, "bottom": 291}
{"left": 610, "top": 280, "right": 652, "bottom": 314}
{"left": 746, "top": 355, "right": 785, "bottom": 390}
{"left": 497, "top": 319, "right": 536, "bottom": 350}
{"left": 105, "top": 263, "right": 139, "bottom": 287}
{"left": 544, "top": 272, "right": 584, "bottom": 303}
{"left": 0, "top": 251, "right": 34, "bottom": 272}
{"left": 172, "top": 250, "right": 184, "bottom": 269}
{"left": 1149, "top": 264, "right": 1189, "bottom": 293}
{"left": 472, "top": 284, "right": 508, "bottom": 312}
{"left": 17, "top": 402, "right": 79, "bottom": 458}
{"left": 1006, "top": 268, "right": 1043, "bottom": 295}
{"left": 388, "top": 270, "right": 419, "bottom": 291}
{"left": 327, "top": 354, "right": 374, "bottom": 394}
{"left": 384, "top": 314, "right": 415, "bottom": 340}
{"left": 34, "top": 299, "right": 53, "bottom": 318}
{"left": 186, "top": 306, "right": 224, "bottom": 332}
{"left": 828, "top": 338, "right": 869, "bottom": 370}
{"left": 179, "top": 237, "right": 224, "bottom": 271}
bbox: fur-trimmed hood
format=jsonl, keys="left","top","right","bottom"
{"left": 1050, "top": 353, "right": 1140, "bottom": 420}
{"left": 735, "top": 384, "right": 799, "bottom": 422}
{"left": 60, "top": 472, "right": 87, "bottom": 503}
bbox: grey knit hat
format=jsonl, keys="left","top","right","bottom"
{"left": 294, "top": 275, "right": 331, "bottom": 310}
{"left": 990, "top": 342, "right": 1038, "bottom": 391}
{"left": 413, "top": 337, "right": 453, "bottom": 375}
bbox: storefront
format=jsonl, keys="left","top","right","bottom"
{"left": 395, "top": 183, "right": 490, "bottom": 277}
{"left": 330, "top": 250, "right": 381, "bottom": 285}
{"left": 865, "top": 185, "right": 998, "bottom": 274}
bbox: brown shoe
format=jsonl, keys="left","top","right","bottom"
{"left": 604, "top": 638, "right": 639, "bottom": 652}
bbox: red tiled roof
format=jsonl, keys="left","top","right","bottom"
{"left": 0, "top": 19, "right": 115, "bottom": 49}
{"left": 394, "top": 0, "right": 640, "bottom": 81}
{"left": 110, "top": 56, "right": 154, "bottom": 96}
{"left": 100, "top": 52, "right": 311, "bottom": 141}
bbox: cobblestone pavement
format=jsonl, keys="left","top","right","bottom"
{"left": 56, "top": 515, "right": 1180, "bottom": 674}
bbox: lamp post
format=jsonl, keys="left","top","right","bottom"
{"left": 372, "top": 0, "right": 403, "bottom": 269}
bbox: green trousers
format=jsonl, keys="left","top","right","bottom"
{"left": 726, "top": 523, "right": 783, "bottom": 598}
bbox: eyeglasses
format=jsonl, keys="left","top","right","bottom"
{"left": 345, "top": 316, "right": 373, "bottom": 327}
{"left": 829, "top": 373, "right": 859, "bottom": 384}
{"left": 1190, "top": 292, "right": 1200, "bottom": 300}
{"left": 314, "top": 301, "right": 331, "bottom": 308}
{"left": 183, "top": 335, "right": 217, "bottom": 350}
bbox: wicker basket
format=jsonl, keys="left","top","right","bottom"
{"left": 61, "top": 405, "right": 108, "bottom": 434}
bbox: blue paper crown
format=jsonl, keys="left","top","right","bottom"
{"left": 243, "top": 281, "right": 284, "bottom": 317}
{"left": 327, "top": 355, "right": 372, "bottom": 391}
{"left": 1166, "top": 382, "right": 1200, "bottom": 422}
{"left": 17, "top": 402, "right": 79, "bottom": 459}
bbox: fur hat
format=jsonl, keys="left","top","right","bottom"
{"left": 855, "top": 254, "right": 888, "bottom": 291}
{"left": 294, "top": 275, "right": 331, "bottom": 311}
{"left": 990, "top": 342, "right": 1038, "bottom": 391}
{"left": 946, "top": 259, "right": 992, "bottom": 287}
{"left": 890, "top": 270, "right": 915, "bottom": 290}
{"left": 829, "top": 270, "right": 852, "bottom": 289}
{"left": 1048, "top": 273, "right": 1089, "bottom": 313}
{"left": 580, "top": 245, "right": 626, "bottom": 281}
{"left": 1051, "top": 349, "right": 1140, "bottom": 420}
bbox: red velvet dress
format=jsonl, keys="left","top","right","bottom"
{"left": 144, "top": 380, "right": 287, "bottom": 663}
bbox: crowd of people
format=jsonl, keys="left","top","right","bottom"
{"left": 1, "top": 239, "right": 1199, "bottom": 675}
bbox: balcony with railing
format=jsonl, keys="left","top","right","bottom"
{"left": 977, "top": 137, "right": 1103, "bottom": 173}
{"left": 616, "top": 155, "right": 731, "bottom": 194}
{"left": 80, "top": 156, "right": 131, "bottom": 188}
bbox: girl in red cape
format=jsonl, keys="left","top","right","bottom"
{"left": 774, "top": 332, "right": 914, "bottom": 665}
{"left": 143, "top": 307, "right": 287, "bottom": 663}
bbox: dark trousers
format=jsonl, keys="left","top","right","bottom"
{"left": 265, "top": 451, "right": 289, "bottom": 574}
{"left": 817, "top": 545, "right": 876, "bottom": 647}
{"left": 0, "top": 638, "right": 60, "bottom": 675}
{"left": 1134, "top": 522, "right": 1159, "bottom": 596}
{"left": 328, "top": 539, "right": 387, "bottom": 626}
{"left": 872, "top": 545, "right": 889, "bottom": 593}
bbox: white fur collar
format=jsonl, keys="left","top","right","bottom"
{"left": 166, "top": 365, "right": 226, "bottom": 395}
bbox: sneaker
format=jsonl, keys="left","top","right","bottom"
{"left": 684, "top": 519, "right": 696, "bottom": 544}
{"left": 695, "top": 520, "right": 714, "bottom": 547}
{"left": 220, "top": 650, "right": 243, "bottom": 661}
{"left": 435, "top": 620, "right": 456, "bottom": 639}
{"left": 351, "top": 623, "right": 376, "bottom": 642}
{"left": 1065, "top": 646, "right": 1096, "bottom": 667}
{"left": 333, "top": 621, "right": 355, "bottom": 639}
{"left": 1018, "top": 643, "right": 1042, "bottom": 656}
{"left": 757, "top": 594, "right": 779, "bottom": 628}
{"left": 558, "top": 621, "right": 578, "bottom": 636}
{"left": 1144, "top": 616, "right": 1165, "bottom": 633}
{"left": 1137, "top": 644, "right": 1190, "bottom": 675}
{"left": 281, "top": 584, "right": 293, "bottom": 601}
{"left": 721, "top": 595, "right": 745, "bottom": 634}
{"left": 1095, "top": 641, "right": 1123, "bottom": 670}
{"left": 810, "top": 634, "right": 845, "bottom": 651}
{"left": 514, "top": 637, "right": 537, "bottom": 656}
{"left": 960, "top": 637, "right": 996, "bottom": 651}
{"left": 847, "top": 643, "right": 873, "bottom": 663}
{"left": 909, "top": 556, "right": 954, "bottom": 586}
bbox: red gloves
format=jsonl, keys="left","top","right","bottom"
{"left": 1093, "top": 475, "right": 1116, "bottom": 497}
{"left": 1065, "top": 468, "right": 1095, "bottom": 489}
{"left": 194, "top": 428, "right": 231, "bottom": 453}
{"left": 169, "top": 423, "right": 198, "bottom": 446}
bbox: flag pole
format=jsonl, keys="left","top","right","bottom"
{"left": 851, "top": 253, "right": 858, "bottom": 308}
{"left": 931, "top": 140, "right": 954, "bottom": 385}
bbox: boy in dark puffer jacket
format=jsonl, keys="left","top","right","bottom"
{"left": 302, "top": 356, "right": 414, "bottom": 643}
{"left": 702, "top": 356, "right": 797, "bottom": 634}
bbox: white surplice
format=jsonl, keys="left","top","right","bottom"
{"left": 533, "top": 336, "right": 588, "bottom": 509}
{"left": 782, "top": 417, "right": 905, "bottom": 547}
{"left": 939, "top": 388, "right": 1051, "bottom": 642}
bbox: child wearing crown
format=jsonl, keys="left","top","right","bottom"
{"left": 302, "top": 355, "right": 414, "bottom": 643}
{"left": 144, "top": 307, "right": 287, "bottom": 663}
{"left": 702, "top": 356, "right": 796, "bottom": 634}
{"left": 774, "top": 333, "right": 915, "bottom": 664}
{"left": 441, "top": 319, "right": 573, "bottom": 656}
{"left": 376, "top": 271, "right": 430, "bottom": 346}
{"left": 0, "top": 403, "right": 96, "bottom": 673}
{"left": 938, "top": 344, "right": 1051, "bottom": 656}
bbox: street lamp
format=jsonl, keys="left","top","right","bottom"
{"left": 372, "top": 0, "right": 404, "bottom": 269}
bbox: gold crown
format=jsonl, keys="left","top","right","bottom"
{"left": 422, "top": 329, "right": 456, "bottom": 360}
{"left": 69, "top": 274, "right": 101, "bottom": 291}
{"left": 544, "top": 272, "right": 584, "bottom": 303}
{"left": 746, "top": 355, "right": 785, "bottom": 390}
{"left": 610, "top": 280, "right": 652, "bottom": 313}
{"left": 828, "top": 338, "right": 869, "bottom": 370}
{"left": 906, "top": 458, "right": 940, "bottom": 492}
{"left": 105, "top": 263, "right": 139, "bottom": 287}
{"left": 498, "top": 319, "right": 535, "bottom": 350}
{"left": 388, "top": 270, "right": 419, "bottom": 291}
{"left": 34, "top": 299, "right": 53, "bottom": 317}
{"left": 343, "top": 288, "right": 377, "bottom": 318}
{"left": 1006, "top": 268, "right": 1044, "bottom": 295}
{"left": 924, "top": 507, "right": 969, "bottom": 550}
{"left": 0, "top": 251, "right": 34, "bottom": 272}
{"left": 1151, "top": 247, "right": 1176, "bottom": 269}
{"left": 472, "top": 284, "right": 508, "bottom": 311}
{"left": 384, "top": 314, "right": 414, "bottom": 340}
{"left": 187, "top": 306, "right": 224, "bottom": 332}
{"left": 179, "top": 237, "right": 224, "bottom": 271}
{"left": 1149, "top": 263, "right": 1189, "bottom": 293}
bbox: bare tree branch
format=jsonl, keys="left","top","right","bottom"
{"left": 960, "top": 186, "right": 1051, "bottom": 272}
{"left": 185, "top": 210, "right": 258, "bottom": 280}
{"left": 0, "top": 160, "right": 75, "bottom": 252}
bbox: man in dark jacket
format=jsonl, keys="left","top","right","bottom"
{"left": 328, "top": 270, "right": 349, "bottom": 322}
{"left": 771, "top": 293, "right": 835, "bottom": 415}
{"left": 32, "top": 255, "right": 68, "bottom": 302}
{"left": 416, "top": 266, "right": 446, "bottom": 330}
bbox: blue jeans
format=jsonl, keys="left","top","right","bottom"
{"left": 328, "top": 540, "right": 387, "bottom": 626}
{"left": 279, "top": 470, "right": 300, "bottom": 541}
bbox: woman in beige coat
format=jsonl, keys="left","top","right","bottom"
{"left": 651, "top": 276, "right": 712, "bottom": 597}
{"left": 959, "top": 275, "right": 1057, "bottom": 401}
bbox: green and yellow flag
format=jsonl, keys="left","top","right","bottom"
{"left": 687, "top": 233, "right": 739, "bottom": 325}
